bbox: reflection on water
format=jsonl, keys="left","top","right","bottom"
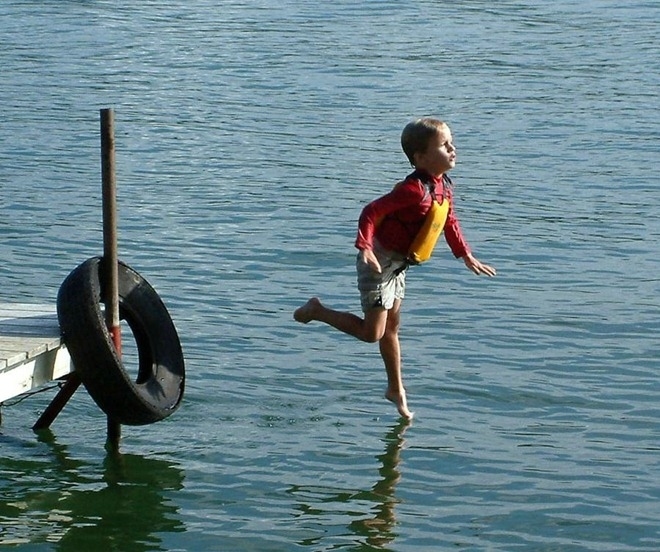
{"left": 289, "top": 420, "right": 409, "bottom": 551}
{"left": 0, "top": 430, "right": 185, "bottom": 550}
{"left": 349, "top": 420, "right": 409, "bottom": 550}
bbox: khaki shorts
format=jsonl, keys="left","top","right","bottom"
{"left": 356, "top": 243, "right": 408, "bottom": 312}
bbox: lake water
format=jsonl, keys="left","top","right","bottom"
{"left": 1, "top": 0, "right": 659, "bottom": 550}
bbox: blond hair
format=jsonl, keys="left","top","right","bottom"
{"left": 400, "top": 118, "right": 449, "bottom": 166}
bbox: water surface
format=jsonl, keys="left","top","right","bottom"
{"left": 1, "top": 1, "right": 658, "bottom": 550}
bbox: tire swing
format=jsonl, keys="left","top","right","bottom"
{"left": 57, "top": 256, "right": 185, "bottom": 425}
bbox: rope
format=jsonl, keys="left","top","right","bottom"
{"left": 0, "top": 381, "right": 65, "bottom": 408}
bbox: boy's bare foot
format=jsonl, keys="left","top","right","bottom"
{"left": 293, "top": 297, "right": 321, "bottom": 324}
{"left": 385, "top": 388, "right": 414, "bottom": 420}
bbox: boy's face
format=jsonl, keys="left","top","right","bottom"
{"left": 413, "top": 127, "right": 456, "bottom": 177}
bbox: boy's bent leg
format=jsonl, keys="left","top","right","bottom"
{"left": 380, "top": 300, "right": 413, "bottom": 420}
{"left": 294, "top": 297, "right": 388, "bottom": 343}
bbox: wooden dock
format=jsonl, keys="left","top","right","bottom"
{"left": 0, "top": 304, "right": 73, "bottom": 404}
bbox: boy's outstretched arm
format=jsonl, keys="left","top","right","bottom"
{"left": 462, "top": 253, "right": 497, "bottom": 277}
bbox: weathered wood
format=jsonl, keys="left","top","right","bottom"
{"left": 101, "top": 107, "right": 122, "bottom": 448}
{"left": 101, "top": 108, "right": 121, "bottom": 349}
{"left": 0, "top": 304, "right": 73, "bottom": 404}
{"left": 32, "top": 373, "right": 81, "bottom": 430}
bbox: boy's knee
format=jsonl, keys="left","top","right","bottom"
{"left": 361, "top": 308, "right": 388, "bottom": 343}
{"left": 361, "top": 326, "right": 385, "bottom": 343}
{"left": 383, "top": 316, "right": 400, "bottom": 338}
{"left": 385, "top": 319, "right": 400, "bottom": 335}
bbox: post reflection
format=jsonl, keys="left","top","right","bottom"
{"left": 32, "top": 430, "right": 186, "bottom": 551}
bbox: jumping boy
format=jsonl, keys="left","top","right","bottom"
{"left": 294, "top": 118, "right": 496, "bottom": 420}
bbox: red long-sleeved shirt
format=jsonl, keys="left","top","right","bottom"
{"left": 354, "top": 170, "right": 471, "bottom": 259}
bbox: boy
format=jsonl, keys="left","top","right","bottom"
{"left": 294, "top": 118, "right": 496, "bottom": 420}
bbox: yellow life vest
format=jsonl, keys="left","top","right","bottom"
{"left": 407, "top": 194, "right": 449, "bottom": 264}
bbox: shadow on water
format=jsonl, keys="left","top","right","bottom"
{"left": 0, "top": 430, "right": 185, "bottom": 550}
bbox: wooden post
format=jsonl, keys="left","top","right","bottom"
{"left": 32, "top": 110, "right": 124, "bottom": 436}
{"left": 32, "top": 374, "right": 81, "bottom": 430}
{"left": 100, "top": 108, "right": 122, "bottom": 450}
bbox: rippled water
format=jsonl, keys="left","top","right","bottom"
{"left": 1, "top": 0, "right": 659, "bottom": 550}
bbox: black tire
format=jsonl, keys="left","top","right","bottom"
{"left": 57, "top": 257, "right": 185, "bottom": 425}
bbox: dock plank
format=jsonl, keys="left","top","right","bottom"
{"left": 0, "top": 304, "right": 73, "bottom": 403}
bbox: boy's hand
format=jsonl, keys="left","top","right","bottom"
{"left": 462, "top": 253, "right": 496, "bottom": 277}
{"left": 360, "top": 248, "right": 382, "bottom": 274}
